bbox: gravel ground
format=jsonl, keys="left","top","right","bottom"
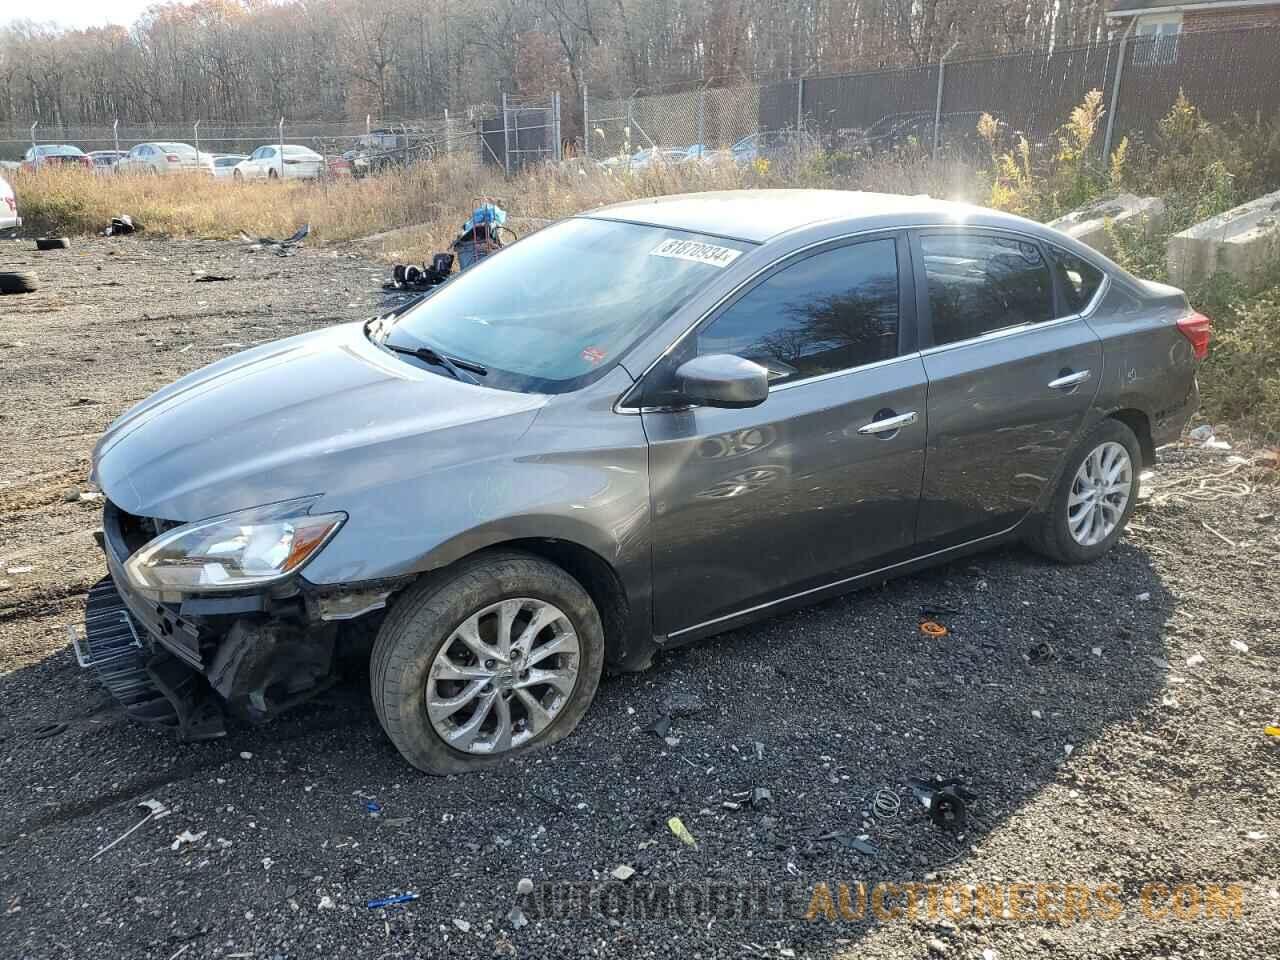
{"left": 1, "top": 237, "right": 1279, "bottom": 960}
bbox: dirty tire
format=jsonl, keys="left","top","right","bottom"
{"left": 371, "top": 551, "right": 605, "bottom": 774}
{"left": 36, "top": 237, "right": 70, "bottom": 251}
{"left": 0, "top": 271, "right": 37, "bottom": 294}
{"left": 1026, "top": 418, "right": 1142, "bottom": 564}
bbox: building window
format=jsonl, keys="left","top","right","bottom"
{"left": 1133, "top": 14, "right": 1182, "bottom": 65}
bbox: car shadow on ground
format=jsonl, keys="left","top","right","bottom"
{"left": 0, "top": 539, "right": 1175, "bottom": 956}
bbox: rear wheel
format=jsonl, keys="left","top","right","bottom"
{"left": 371, "top": 552, "right": 605, "bottom": 774}
{"left": 232, "top": 169, "right": 243, "bottom": 181}
{"left": 268, "top": 168, "right": 279, "bottom": 180}
{"left": 0, "top": 271, "right": 37, "bottom": 294}
{"left": 1027, "top": 419, "right": 1141, "bottom": 564}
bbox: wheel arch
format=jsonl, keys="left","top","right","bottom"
{"left": 386, "top": 519, "right": 654, "bottom": 673}
{"left": 1107, "top": 407, "right": 1155, "bottom": 467}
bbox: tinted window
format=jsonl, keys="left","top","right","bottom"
{"left": 1047, "top": 245, "right": 1105, "bottom": 315}
{"left": 697, "top": 239, "right": 900, "bottom": 384}
{"left": 921, "top": 233, "right": 1053, "bottom": 346}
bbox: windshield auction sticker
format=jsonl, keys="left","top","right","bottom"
{"left": 650, "top": 238, "right": 742, "bottom": 267}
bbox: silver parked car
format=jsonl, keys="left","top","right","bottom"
{"left": 81, "top": 190, "right": 1208, "bottom": 772}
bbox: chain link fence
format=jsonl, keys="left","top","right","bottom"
{"left": 584, "top": 24, "right": 1280, "bottom": 166}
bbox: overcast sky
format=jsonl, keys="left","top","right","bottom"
{"left": 7, "top": 0, "right": 163, "bottom": 30}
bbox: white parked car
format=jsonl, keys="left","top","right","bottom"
{"left": 87, "top": 150, "right": 128, "bottom": 174}
{"left": 234, "top": 145, "right": 325, "bottom": 180}
{"left": 0, "top": 173, "right": 20, "bottom": 232}
{"left": 212, "top": 154, "right": 249, "bottom": 179}
{"left": 116, "top": 142, "right": 215, "bottom": 176}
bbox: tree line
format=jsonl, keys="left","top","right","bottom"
{"left": 1, "top": 0, "right": 1111, "bottom": 134}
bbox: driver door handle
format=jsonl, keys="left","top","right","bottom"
{"left": 1048, "top": 369, "right": 1092, "bottom": 390}
{"left": 857, "top": 411, "right": 918, "bottom": 435}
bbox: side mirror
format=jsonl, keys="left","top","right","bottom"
{"left": 674, "top": 354, "right": 769, "bottom": 409}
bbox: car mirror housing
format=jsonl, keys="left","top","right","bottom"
{"left": 674, "top": 354, "right": 769, "bottom": 409}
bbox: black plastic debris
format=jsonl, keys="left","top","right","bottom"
{"left": 815, "top": 831, "right": 879, "bottom": 856}
{"left": 389, "top": 252, "right": 455, "bottom": 291}
{"left": 194, "top": 274, "right": 233, "bottom": 283}
{"left": 1027, "top": 640, "right": 1056, "bottom": 665}
{"left": 642, "top": 713, "right": 673, "bottom": 738}
{"left": 910, "top": 777, "right": 977, "bottom": 832}
{"left": 750, "top": 787, "right": 773, "bottom": 809}
{"left": 103, "top": 214, "right": 137, "bottom": 236}
{"left": 238, "top": 223, "right": 309, "bottom": 256}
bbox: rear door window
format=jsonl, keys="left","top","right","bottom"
{"left": 919, "top": 233, "right": 1054, "bottom": 347}
{"left": 1046, "top": 245, "right": 1106, "bottom": 315}
{"left": 696, "top": 238, "right": 901, "bottom": 384}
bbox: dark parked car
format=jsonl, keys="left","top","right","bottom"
{"left": 79, "top": 190, "right": 1208, "bottom": 773}
{"left": 21, "top": 143, "right": 91, "bottom": 171}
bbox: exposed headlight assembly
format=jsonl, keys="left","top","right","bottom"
{"left": 124, "top": 498, "right": 345, "bottom": 593}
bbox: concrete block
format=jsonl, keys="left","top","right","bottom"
{"left": 1167, "top": 189, "right": 1280, "bottom": 292}
{"left": 1047, "top": 193, "right": 1166, "bottom": 255}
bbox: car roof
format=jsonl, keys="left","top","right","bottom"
{"left": 584, "top": 189, "right": 1044, "bottom": 244}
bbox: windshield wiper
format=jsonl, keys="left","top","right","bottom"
{"left": 383, "top": 341, "right": 487, "bottom": 383}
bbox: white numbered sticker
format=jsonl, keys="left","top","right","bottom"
{"left": 649, "top": 238, "right": 742, "bottom": 268}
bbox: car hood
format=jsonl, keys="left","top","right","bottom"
{"left": 93, "top": 322, "right": 547, "bottom": 520}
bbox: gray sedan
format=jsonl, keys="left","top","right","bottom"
{"left": 82, "top": 190, "right": 1208, "bottom": 773}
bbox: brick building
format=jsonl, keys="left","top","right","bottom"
{"left": 1109, "top": 0, "right": 1280, "bottom": 62}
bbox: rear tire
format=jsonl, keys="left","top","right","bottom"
{"left": 371, "top": 551, "right": 605, "bottom": 774}
{"left": 35, "top": 237, "right": 69, "bottom": 251}
{"left": 1026, "top": 418, "right": 1142, "bottom": 564}
{"left": 268, "top": 168, "right": 279, "bottom": 180}
{"left": 0, "top": 271, "right": 37, "bottom": 294}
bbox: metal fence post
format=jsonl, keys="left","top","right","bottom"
{"left": 502, "top": 92, "right": 511, "bottom": 175}
{"left": 554, "top": 91, "right": 562, "bottom": 162}
{"left": 193, "top": 120, "right": 200, "bottom": 161}
{"left": 582, "top": 84, "right": 590, "bottom": 158}
{"left": 278, "top": 117, "right": 284, "bottom": 177}
{"left": 697, "top": 87, "right": 706, "bottom": 147}
{"left": 30, "top": 120, "right": 37, "bottom": 151}
{"left": 1102, "top": 26, "right": 1134, "bottom": 161}
{"left": 795, "top": 77, "right": 804, "bottom": 134}
{"left": 933, "top": 41, "right": 959, "bottom": 161}
{"left": 112, "top": 119, "right": 119, "bottom": 156}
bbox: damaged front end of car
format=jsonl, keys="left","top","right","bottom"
{"left": 71, "top": 497, "right": 408, "bottom": 740}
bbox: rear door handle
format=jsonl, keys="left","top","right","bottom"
{"left": 1048, "top": 370, "right": 1092, "bottom": 390}
{"left": 857, "top": 411, "right": 918, "bottom": 435}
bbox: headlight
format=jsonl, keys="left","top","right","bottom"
{"left": 124, "top": 498, "right": 345, "bottom": 593}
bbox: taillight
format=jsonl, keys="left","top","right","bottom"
{"left": 284, "top": 158, "right": 300, "bottom": 164}
{"left": 166, "top": 154, "right": 180, "bottom": 162}
{"left": 80, "top": 156, "right": 92, "bottom": 167}
{"left": 1177, "top": 311, "right": 1212, "bottom": 361}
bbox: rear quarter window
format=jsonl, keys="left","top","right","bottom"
{"left": 1047, "top": 245, "right": 1106, "bottom": 315}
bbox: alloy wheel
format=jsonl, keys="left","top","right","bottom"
{"left": 425, "top": 598, "right": 580, "bottom": 755}
{"left": 1067, "top": 440, "right": 1132, "bottom": 546}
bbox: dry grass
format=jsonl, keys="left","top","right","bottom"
{"left": 11, "top": 150, "right": 986, "bottom": 263}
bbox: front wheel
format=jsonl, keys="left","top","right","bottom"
{"left": 1027, "top": 419, "right": 1142, "bottom": 564}
{"left": 371, "top": 552, "right": 605, "bottom": 774}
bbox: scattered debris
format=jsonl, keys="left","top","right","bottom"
{"left": 1264, "top": 725, "right": 1280, "bottom": 740}
{"left": 28, "top": 721, "right": 68, "bottom": 740}
{"left": 1136, "top": 592, "right": 1151, "bottom": 601}
{"left": 194, "top": 274, "right": 234, "bottom": 283}
{"left": 663, "top": 692, "right": 707, "bottom": 718}
{"left": 667, "top": 816, "right": 698, "bottom": 849}
{"left": 643, "top": 714, "right": 673, "bottom": 739}
{"left": 318, "top": 895, "right": 335, "bottom": 910}
{"left": 36, "top": 237, "right": 70, "bottom": 251}
{"left": 1064, "top": 743, "right": 1075, "bottom": 758}
{"left": 911, "top": 778, "right": 976, "bottom": 832}
{"left": 170, "top": 829, "right": 207, "bottom": 851}
{"left": 89, "top": 798, "right": 170, "bottom": 862}
{"left": 872, "top": 788, "right": 901, "bottom": 820}
{"left": 516, "top": 877, "right": 534, "bottom": 896}
{"left": 366, "top": 893, "right": 419, "bottom": 909}
{"left": 1186, "top": 653, "right": 1206, "bottom": 668}
{"left": 1201, "top": 520, "right": 1237, "bottom": 547}
{"left": 507, "top": 905, "right": 528, "bottom": 929}
{"left": 239, "top": 223, "right": 310, "bottom": 256}
{"left": 5, "top": 565, "right": 33, "bottom": 575}
{"left": 919, "top": 619, "right": 948, "bottom": 638}
{"left": 103, "top": 214, "right": 137, "bottom": 237}
{"left": 611, "top": 864, "right": 636, "bottom": 881}
{"left": 816, "top": 830, "right": 880, "bottom": 856}
{"left": 365, "top": 801, "right": 382, "bottom": 815}
{"left": 1246, "top": 831, "right": 1268, "bottom": 841}
{"left": 452, "top": 918, "right": 471, "bottom": 933}
{"left": 753, "top": 741, "right": 765, "bottom": 761}
{"left": 239, "top": 751, "right": 253, "bottom": 760}
{"left": 722, "top": 800, "right": 742, "bottom": 811}
{"left": 1027, "top": 641, "right": 1055, "bottom": 665}
{"left": 0, "top": 271, "right": 38, "bottom": 295}
{"left": 750, "top": 787, "right": 773, "bottom": 809}
{"left": 1188, "top": 424, "right": 1214, "bottom": 442}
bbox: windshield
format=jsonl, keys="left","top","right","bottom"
{"left": 378, "top": 218, "right": 753, "bottom": 393}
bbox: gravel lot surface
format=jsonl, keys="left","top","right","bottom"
{"left": 1, "top": 237, "right": 1278, "bottom": 959}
